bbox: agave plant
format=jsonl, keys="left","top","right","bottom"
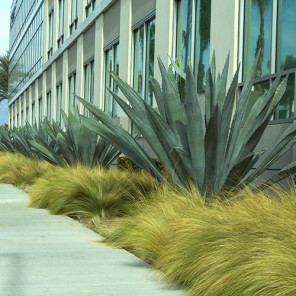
{"left": 0, "top": 122, "right": 51, "bottom": 159}
{"left": 77, "top": 54, "right": 296, "bottom": 194}
{"left": 30, "top": 108, "right": 120, "bottom": 168}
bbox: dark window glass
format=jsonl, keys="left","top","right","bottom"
{"left": 104, "top": 43, "right": 120, "bottom": 117}
{"left": 195, "top": 0, "right": 211, "bottom": 93}
{"left": 176, "top": 0, "right": 192, "bottom": 69}
{"left": 276, "top": 0, "right": 296, "bottom": 71}
{"left": 243, "top": 0, "right": 272, "bottom": 79}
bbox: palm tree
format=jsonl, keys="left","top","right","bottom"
{"left": 0, "top": 52, "right": 9, "bottom": 102}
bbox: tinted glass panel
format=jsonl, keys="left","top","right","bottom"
{"left": 243, "top": 0, "right": 272, "bottom": 79}
{"left": 195, "top": 0, "right": 211, "bottom": 93}
{"left": 145, "top": 19, "right": 155, "bottom": 105}
{"left": 276, "top": 0, "right": 296, "bottom": 70}
{"left": 176, "top": 0, "right": 192, "bottom": 69}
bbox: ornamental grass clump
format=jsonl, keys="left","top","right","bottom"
{"left": 77, "top": 53, "right": 296, "bottom": 196}
{"left": 29, "top": 165, "right": 159, "bottom": 219}
{"left": 103, "top": 186, "right": 206, "bottom": 263}
{"left": 0, "top": 151, "right": 52, "bottom": 188}
{"left": 104, "top": 185, "right": 296, "bottom": 296}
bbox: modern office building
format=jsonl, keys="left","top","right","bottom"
{"left": 7, "top": 0, "right": 296, "bottom": 171}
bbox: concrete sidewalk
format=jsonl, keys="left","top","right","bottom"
{"left": 0, "top": 184, "right": 185, "bottom": 296}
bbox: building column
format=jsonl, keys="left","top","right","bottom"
{"left": 154, "top": 0, "right": 174, "bottom": 83}
{"left": 62, "top": 49, "right": 69, "bottom": 114}
{"left": 118, "top": 0, "right": 132, "bottom": 129}
{"left": 93, "top": 15, "right": 104, "bottom": 109}
{"left": 52, "top": 61, "right": 57, "bottom": 120}
{"left": 76, "top": 34, "right": 84, "bottom": 113}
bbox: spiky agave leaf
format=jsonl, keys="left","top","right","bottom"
{"left": 78, "top": 54, "right": 296, "bottom": 196}
{"left": 30, "top": 108, "right": 120, "bottom": 168}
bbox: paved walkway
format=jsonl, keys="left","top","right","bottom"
{"left": 0, "top": 184, "right": 185, "bottom": 296}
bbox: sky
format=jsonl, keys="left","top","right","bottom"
{"left": 0, "top": 0, "right": 11, "bottom": 125}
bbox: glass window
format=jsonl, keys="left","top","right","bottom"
{"left": 70, "top": 0, "right": 78, "bottom": 34}
{"left": 104, "top": 43, "right": 120, "bottom": 117}
{"left": 176, "top": 0, "right": 193, "bottom": 69}
{"left": 58, "top": 0, "right": 65, "bottom": 48}
{"left": 38, "top": 97, "right": 42, "bottom": 122}
{"left": 243, "top": 0, "right": 272, "bottom": 79}
{"left": 176, "top": 0, "right": 211, "bottom": 93}
{"left": 46, "top": 91, "right": 51, "bottom": 120}
{"left": 276, "top": 1, "right": 296, "bottom": 71}
{"left": 26, "top": 107, "right": 29, "bottom": 122}
{"left": 86, "top": 0, "right": 96, "bottom": 17}
{"left": 56, "top": 83, "right": 62, "bottom": 122}
{"left": 68, "top": 73, "right": 76, "bottom": 113}
{"left": 48, "top": 9, "right": 54, "bottom": 59}
{"left": 32, "top": 101, "right": 35, "bottom": 123}
{"left": 83, "top": 60, "right": 94, "bottom": 115}
{"left": 133, "top": 18, "right": 155, "bottom": 105}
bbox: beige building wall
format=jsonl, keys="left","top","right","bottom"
{"left": 9, "top": 0, "right": 240, "bottom": 130}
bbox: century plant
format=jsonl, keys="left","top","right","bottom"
{"left": 30, "top": 108, "right": 120, "bottom": 168}
{"left": 0, "top": 122, "right": 51, "bottom": 159}
{"left": 77, "top": 53, "right": 296, "bottom": 195}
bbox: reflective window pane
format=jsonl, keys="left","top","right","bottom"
{"left": 176, "top": 0, "right": 192, "bottom": 69}
{"left": 145, "top": 19, "right": 155, "bottom": 105}
{"left": 104, "top": 43, "right": 119, "bottom": 117}
{"left": 274, "top": 74, "right": 294, "bottom": 120}
{"left": 133, "top": 26, "right": 144, "bottom": 97}
{"left": 195, "top": 0, "right": 211, "bottom": 93}
{"left": 243, "top": 0, "right": 272, "bottom": 79}
{"left": 276, "top": 0, "right": 296, "bottom": 71}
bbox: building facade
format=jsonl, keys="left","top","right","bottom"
{"left": 8, "top": 0, "right": 296, "bottom": 171}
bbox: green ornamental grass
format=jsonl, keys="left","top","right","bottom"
{"left": 29, "top": 165, "right": 159, "bottom": 219}
{"left": 0, "top": 151, "right": 52, "bottom": 188}
{"left": 104, "top": 185, "right": 296, "bottom": 296}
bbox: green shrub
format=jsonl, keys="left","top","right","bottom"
{"left": 0, "top": 151, "right": 52, "bottom": 188}
{"left": 29, "top": 165, "right": 160, "bottom": 219}
{"left": 116, "top": 156, "right": 165, "bottom": 173}
{"left": 104, "top": 186, "right": 296, "bottom": 295}
{"left": 103, "top": 186, "right": 205, "bottom": 263}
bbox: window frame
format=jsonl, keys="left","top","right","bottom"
{"left": 46, "top": 90, "right": 52, "bottom": 121}
{"left": 104, "top": 39, "right": 120, "bottom": 117}
{"left": 70, "top": 0, "right": 78, "bottom": 34}
{"left": 57, "top": 0, "right": 65, "bottom": 48}
{"left": 239, "top": 0, "right": 296, "bottom": 122}
{"left": 131, "top": 12, "right": 156, "bottom": 106}
{"left": 68, "top": 72, "right": 77, "bottom": 113}
{"left": 83, "top": 58, "right": 95, "bottom": 115}
{"left": 85, "top": 0, "right": 96, "bottom": 17}
{"left": 56, "top": 82, "right": 63, "bottom": 122}
{"left": 48, "top": 8, "right": 54, "bottom": 59}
